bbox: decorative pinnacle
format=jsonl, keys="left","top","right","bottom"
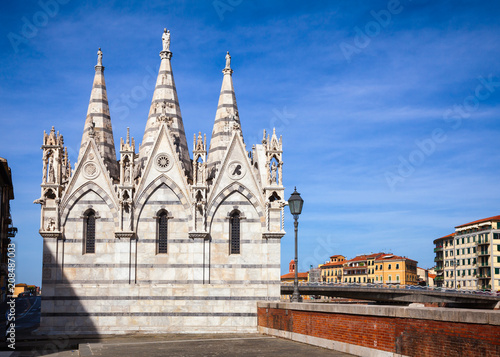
{"left": 126, "top": 127, "right": 130, "bottom": 145}
{"left": 223, "top": 51, "right": 233, "bottom": 75}
{"left": 95, "top": 48, "right": 104, "bottom": 71}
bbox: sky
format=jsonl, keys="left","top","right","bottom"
{"left": 1, "top": 0, "right": 500, "bottom": 287}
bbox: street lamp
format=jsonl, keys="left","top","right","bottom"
{"left": 288, "top": 187, "right": 304, "bottom": 302}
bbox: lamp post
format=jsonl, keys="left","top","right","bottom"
{"left": 288, "top": 187, "right": 304, "bottom": 302}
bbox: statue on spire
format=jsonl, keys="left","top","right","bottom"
{"left": 225, "top": 51, "right": 231, "bottom": 69}
{"left": 162, "top": 28, "right": 171, "bottom": 52}
{"left": 97, "top": 48, "right": 103, "bottom": 66}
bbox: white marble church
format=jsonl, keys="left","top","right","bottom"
{"left": 35, "top": 30, "right": 286, "bottom": 334}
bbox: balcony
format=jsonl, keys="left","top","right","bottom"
{"left": 476, "top": 239, "right": 489, "bottom": 246}
{"left": 435, "top": 266, "right": 443, "bottom": 272}
{"left": 434, "top": 276, "right": 444, "bottom": 282}
{"left": 434, "top": 246, "right": 443, "bottom": 252}
{"left": 477, "top": 250, "right": 489, "bottom": 256}
{"left": 434, "top": 257, "right": 443, "bottom": 262}
{"left": 476, "top": 261, "right": 490, "bottom": 267}
{"left": 477, "top": 274, "right": 491, "bottom": 279}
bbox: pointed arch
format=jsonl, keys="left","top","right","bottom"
{"left": 206, "top": 182, "right": 264, "bottom": 229}
{"left": 60, "top": 181, "right": 119, "bottom": 228}
{"left": 134, "top": 174, "right": 192, "bottom": 229}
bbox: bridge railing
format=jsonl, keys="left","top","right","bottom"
{"left": 280, "top": 281, "right": 500, "bottom": 297}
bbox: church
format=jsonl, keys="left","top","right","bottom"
{"left": 35, "top": 30, "right": 286, "bottom": 334}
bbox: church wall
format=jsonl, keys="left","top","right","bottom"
{"left": 37, "top": 36, "right": 285, "bottom": 335}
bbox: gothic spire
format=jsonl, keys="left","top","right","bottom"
{"left": 207, "top": 51, "right": 242, "bottom": 171}
{"left": 138, "top": 29, "right": 191, "bottom": 177}
{"left": 77, "top": 48, "right": 118, "bottom": 178}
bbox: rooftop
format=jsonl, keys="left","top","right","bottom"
{"left": 455, "top": 215, "right": 500, "bottom": 229}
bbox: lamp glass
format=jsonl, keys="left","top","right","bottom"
{"left": 288, "top": 188, "right": 304, "bottom": 216}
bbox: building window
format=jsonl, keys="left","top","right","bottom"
{"left": 388, "top": 264, "right": 392, "bottom": 270}
{"left": 157, "top": 210, "right": 168, "bottom": 254}
{"left": 396, "top": 275, "right": 400, "bottom": 282}
{"left": 396, "top": 264, "right": 399, "bottom": 269}
{"left": 229, "top": 210, "right": 241, "bottom": 254}
{"left": 84, "top": 210, "right": 96, "bottom": 254}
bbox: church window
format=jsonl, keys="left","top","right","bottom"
{"left": 157, "top": 210, "right": 169, "bottom": 254}
{"left": 230, "top": 210, "right": 241, "bottom": 254}
{"left": 84, "top": 210, "right": 96, "bottom": 254}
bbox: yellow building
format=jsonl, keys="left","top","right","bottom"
{"left": 373, "top": 254, "right": 418, "bottom": 285}
{"left": 319, "top": 255, "right": 345, "bottom": 283}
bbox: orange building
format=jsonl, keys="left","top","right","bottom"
{"left": 281, "top": 259, "right": 308, "bottom": 283}
{"left": 319, "top": 255, "right": 345, "bottom": 283}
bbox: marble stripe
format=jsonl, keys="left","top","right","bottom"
{"left": 42, "top": 279, "right": 280, "bottom": 285}
{"left": 42, "top": 295, "right": 278, "bottom": 301}
{"left": 89, "top": 99, "right": 109, "bottom": 105}
{"left": 42, "top": 312, "right": 257, "bottom": 317}
{"left": 45, "top": 263, "right": 279, "bottom": 269}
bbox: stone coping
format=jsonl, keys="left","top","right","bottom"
{"left": 257, "top": 302, "right": 500, "bottom": 326}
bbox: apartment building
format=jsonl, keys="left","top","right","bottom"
{"left": 435, "top": 215, "right": 500, "bottom": 291}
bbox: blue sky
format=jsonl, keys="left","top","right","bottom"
{"left": 1, "top": 0, "right": 500, "bottom": 287}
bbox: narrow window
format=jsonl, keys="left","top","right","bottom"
{"left": 84, "top": 210, "right": 95, "bottom": 254}
{"left": 229, "top": 211, "right": 240, "bottom": 254}
{"left": 157, "top": 210, "right": 168, "bottom": 254}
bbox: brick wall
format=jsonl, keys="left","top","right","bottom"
{"left": 257, "top": 302, "right": 500, "bottom": 357}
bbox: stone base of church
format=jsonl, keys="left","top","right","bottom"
{"left": 38, "top": 283, "right": 279, "bottom": 335}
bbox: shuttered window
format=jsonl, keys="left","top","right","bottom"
{"left": 230, "top": 211, "right": 240, "bottom": 254}
{"left": 85, "top": 211, "right": 95, "bottom": 254}
{"left": 157, "top": 211, "right": 168, "bottom": 254}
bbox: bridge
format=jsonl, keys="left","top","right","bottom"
{"left": 281, "top": 283, "right": 500, "bottom": 309}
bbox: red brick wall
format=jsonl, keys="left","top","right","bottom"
{"left": 258, "top": 307, "right": 500, "bottom": 357}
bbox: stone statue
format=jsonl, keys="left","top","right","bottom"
{"left": 124, "top": 162, "right": 130, "bottom": 183}
{"left": 270, "top": 162, "right": 277, "bottom": 183}
{"left": 48, "top": 158, "right": 55, "bottom": 183}
{"left": 88, "top": 121, "right": 96, "bottom": 138}
{"left": 97, "top": 48, "right": 103, "bottom": 66}
{"left": 162, "top": 28, "right": 170, "bottom": 51}
{"left": 225, "top": 51, "right": 231, "bottom": 69}
{"left": 47, "top": 218, "right": 56, "bottom": 231}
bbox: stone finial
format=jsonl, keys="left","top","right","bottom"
{"left": 225, "top": 51, "right": 231, "bottom": 69}
{"left": 223, "top": 51, "right": 233, "bottom": 75}
{"left": 97, "top": 48, "right": 103, "bottom": 66}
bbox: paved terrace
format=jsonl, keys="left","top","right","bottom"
{"left": 281, "top": 283, "right": 500, "bottom": 308}
{"left": 3, "top": 334, "right": 356, "bottom": 357}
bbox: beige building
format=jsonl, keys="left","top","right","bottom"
{"left": 434, "top": 215, "right": 500, "bottom": 291}
{"left": 35, "top": 31, "right": 286, "bottom": 335}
